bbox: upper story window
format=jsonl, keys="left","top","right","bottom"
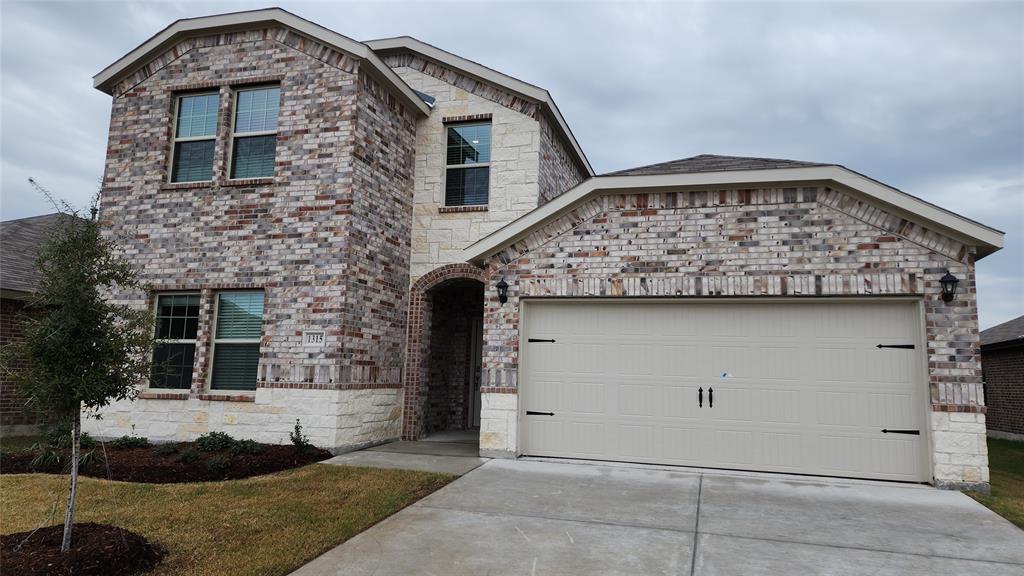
{"left": 210, "top": 291, "right": 264, "bottom": 391}
{"left": 170, "top": 93, "right": 219, "bottom": 183}
{"left": 230, "top": 86, "right": 280, "bottom": 179}
{"left": 151, "top": 293, "right": 200, "bottom": 389}
{"left": 445, "top": 122, "right": 491, "bottom": 206}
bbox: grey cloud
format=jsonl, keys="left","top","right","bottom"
{"left": 1, "top": 1, "right": 1020, "bottom": 327}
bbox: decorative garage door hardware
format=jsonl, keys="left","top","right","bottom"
{"left": 876, "top": 344, "right": 916, "bottom": 349}
{"left": 697, "top": 387, "right": 714, "bottom": 408}
{"left": 526, "top": 411, "right": 555, "bottom": 416}
{"left": 528, "top": 338, "right": 556, "bottom": 343}
{"left": 881, "top": 429, "right": 921, "bottom": 435}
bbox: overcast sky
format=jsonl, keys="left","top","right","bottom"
{"left": 1, "top": 1, "right": 1021, "bottom": 328}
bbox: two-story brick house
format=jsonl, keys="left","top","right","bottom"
{"left": 85, "top": 8, "right": 1003, "bottom": 491}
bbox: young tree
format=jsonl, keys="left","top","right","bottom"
{"left": 1, "top": 192, "right": 153, "bottom": 552}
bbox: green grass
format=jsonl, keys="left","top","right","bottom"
{"left": 969, "top": 437, "right": 1024, "bottom": 529}
{"left": 1, "top": 465, "right": 453, "bottom": 576}
{"left": 0, "top": 434, "right": 42, "bottom": 453}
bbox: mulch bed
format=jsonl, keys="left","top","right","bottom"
{"left": 1, "top": 522, "right": 165, "bottom": 576}
{"left": 0, "top": 443, "right": 331, "bottom": 483}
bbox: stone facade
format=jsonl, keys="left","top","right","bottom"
{"left": 982, "top": 345, "right": 1024, "bottom": 439}
{"left": 381, "top": 55, "right": 586, "bottom": 283}
{"left": 85, "top": 27, "right": 416, "bottom": 451}
{"left": 0, "top": 298, "right": 38, "bottom": 434}
{"left": 478, "top": 185, "right": 988, "bottom": 489}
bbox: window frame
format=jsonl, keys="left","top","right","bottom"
{"left": 149, "top": 292, "right": 201, "bottom": 390}
{"left": 208, "top": 290, "right": 264, "bottom": 392}
{"left": 227, "top": 85, "right": 281, "bottom": 181}
{"left": 168, "top": 91, "right": 220, "bottom": 184}
{"left": 443, "top": 121, "right": 492, "bottom": 207}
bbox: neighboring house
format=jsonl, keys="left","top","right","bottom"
{"left": 82, "top": 8, "right": 1003, "bottom": 491}
{"left": 0, "top": 213, "right": 64, "bottom": 434}
{"left": 981, "top": 315, "right": 1024, "bottom": 441}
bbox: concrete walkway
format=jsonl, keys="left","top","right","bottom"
{"left": 293, "top": 458, "right": 1024, "bottom": 575}
{"left": 322, "top": 430, "right": 487, "bottom": 476}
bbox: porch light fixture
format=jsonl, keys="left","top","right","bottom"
{"left": 939, "top": 270, "right": 959, "bottom": 303}
{"left": 496, "top": 278, "right": 509, "bottom": 304}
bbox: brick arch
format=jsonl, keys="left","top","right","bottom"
{"left": 402, "top": 263, "right": 486, "bottom": 439}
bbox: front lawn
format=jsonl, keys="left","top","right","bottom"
{"left": 1, "top": 464, "right": 453, "bottom": 576}
{"left": 969, "top": 437, "right": 1024, "bottom": 530}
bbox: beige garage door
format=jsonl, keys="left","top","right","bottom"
{"left": 520, "top": 300, "right": 928, "bottom": 482}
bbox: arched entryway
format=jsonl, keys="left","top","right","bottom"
{"left": 403, "top": 264, "right": 486, "bottom": 440}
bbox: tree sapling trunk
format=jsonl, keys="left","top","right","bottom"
{"left": 61, "top": 413, "right": 81, "bottom": 552}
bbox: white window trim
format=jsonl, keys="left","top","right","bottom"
{"left": 208, "top": 291, "right": 263, "bottom": 392}
{"left": 443, "top": 122, "right": 491, "bottom": 208}
{"left": 168, "top": 92, "right": 219, "bottom": 184}
{"left": 149, "top": 292, "right": 201, "bottom": 390}
{"left": 227, "top": 86, "right": 280, "bottom": 181}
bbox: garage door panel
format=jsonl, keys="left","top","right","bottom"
{"left": 522, "top": 301, "right": 927, "bottom": 482}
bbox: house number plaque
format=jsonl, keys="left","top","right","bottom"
{"left": 303, "top": 330, "right": 326, "bottom": 348}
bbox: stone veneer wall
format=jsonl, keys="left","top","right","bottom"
{"left": 0, "top": 298, "right": 38, "bottom": 434}
{"left": 479, "top": 186, "right": 988, "bottom": 489}
{"left": 84, "top": 27, "right": 415, "bottom": 450}
{"left": 382, "top": 62, "right": 542, "bottom": 283}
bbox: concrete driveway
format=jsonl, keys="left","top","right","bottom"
{"left": 294, "top": 458, "right": 1024, "bottom": 576}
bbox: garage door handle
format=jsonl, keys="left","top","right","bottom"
{"left": 881, "top": 429, "right": 920, "bottom": 435}
{"left": 708, "top": 387, "right": 713, "bottom": 408}
{"left": 698, "top": 387, "right": 703, "bottom": 408}
{"left": 526, "top": 411, "right": 555, "bottom": 416}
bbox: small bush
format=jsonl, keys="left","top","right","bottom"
{"left": 153, "top": 443, "right": 179, "bottom": 456}
{"left": 289, "top": 419, "right": 313, "bottom": 453}
{"left": 30, "top": 449, "right": 63, "bottom": 469}
{"left": 111, "top": 435, "right": 151, "bottom": 450}
{"left": 42, "top": 423, "right": 96, "bottom": 450}
{"left": 175, "top": 447, "right": 201, "bottom": 463}
{"left": 231, "top": 439, "right": 265, "bottom": 455}
{"left": 205, "top": 454, "right": 230, "bottom": 474}
{"left": 195, "top": 431, "right": 237, "bottom": 452}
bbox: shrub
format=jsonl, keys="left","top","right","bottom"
{"left": 111, "top": 435, "right": 151, "bottom": 450}
{"left": 205, "top": 454, "right": 230, "bottom": 474}
{"left": 152, "top": 443, "right": 179, "bottom": 456}
{"left": 289, "top": 419, "right": 313, "bottom": 453}
{"left": 195, "top": 431, "right": 236, "bottom": 452}
{"left": 43, "top": 423, "right": 96, "bottom": 450}
{"left": 231, "top": 439, "right": 265, "bottom": 455}
{"left": 175, "top": 447, "right": 200, "bottom": 463}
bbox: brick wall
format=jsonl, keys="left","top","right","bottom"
{"left": 85, "top": 26, "right": 416, "bottom": 449}
{"left": 0, "top": 298, "right": 38, "bottom": 433}
{"left": 537, "top": 114, "right": 587, "bottom": 206}
{"left": 982, "top": 345, "right": 1024, "bottom": 436}
{"left": 478, "top": 185, "right": 988, "bottom": 487}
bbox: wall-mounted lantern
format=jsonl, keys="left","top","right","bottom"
{"left": 496, "top": 278, "right": 509, "bottom": 304}
{"left": 939, "top": 270, "right": 959, "bottom": 303}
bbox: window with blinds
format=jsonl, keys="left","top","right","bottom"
{"left": 150, "top": 293, "right": 200, "bottom": 389}
{"left": 444, "top": 122, "right": 491, "bottom": 206}
{"left": 230, "top": 86, "right": 280, "bottom": 179}
{"left": 211, "top": 291, "right": 264, "bottom": 391}
{"left": 170, "top": 93, "right": 219, "bottom": 182}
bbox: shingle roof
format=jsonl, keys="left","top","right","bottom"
{"left": 0, "top": 213, "right": 63, "bottom": 295}
{"left": 980, "top": 315, "right": 1024, "bottom": 348}
{"left": 603, "top": 154, "right": 830, "bottom": 177}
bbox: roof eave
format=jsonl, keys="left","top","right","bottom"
{"left": 463, "top": 165, "right": 1004, "bottom": 264}
{"left": 93, "top": 8, "right": 431, "bottom": 116}
{"left": 365, "top": 36, "right": 594, "bottom": 176}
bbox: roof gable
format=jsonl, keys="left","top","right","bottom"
{"left": 365, "top": 36, "right": 594, "bottom": 177}
{"left": 463, "top": 157, "right": 1004, "bottom": 263}
{"left": 93, "top": 8, "right": 430, "bottom": 116}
